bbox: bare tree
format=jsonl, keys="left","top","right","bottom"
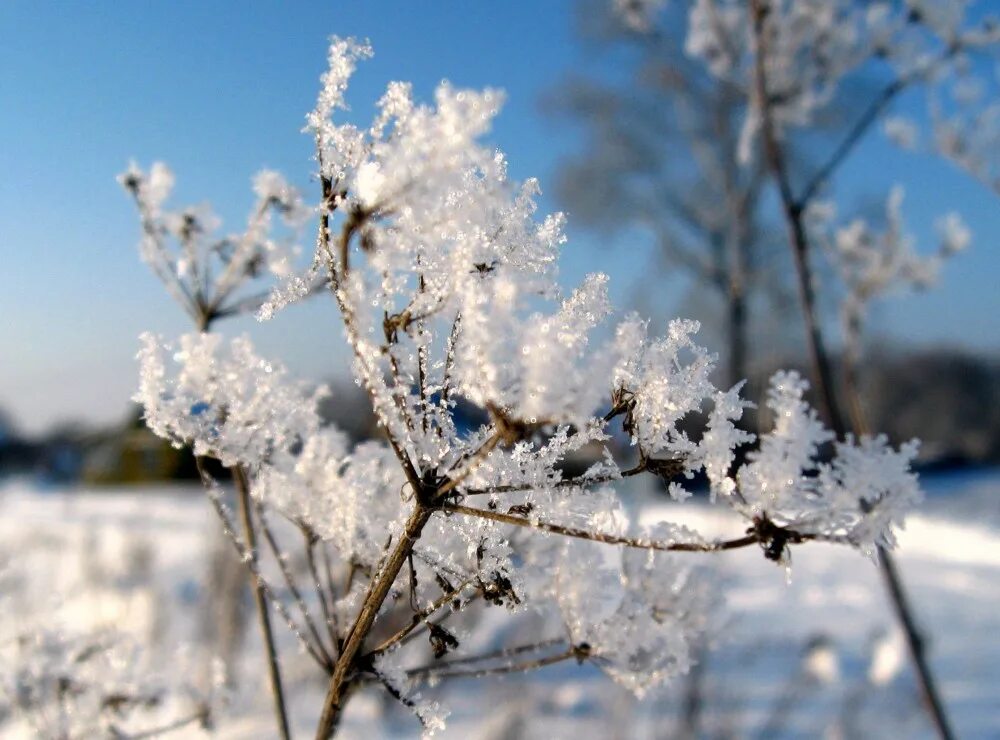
{"left": 549, "top": 0, "right": 794, "bottom": 388}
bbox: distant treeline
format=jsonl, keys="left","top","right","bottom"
{"left": 863, "top": 348, "right": 1000, "bottom": 466}
{"left": 745, "top": 347, "right": 1000, "bottom": 469}
{"left": 1, "top": 347, "right": 997, "bottom": 484}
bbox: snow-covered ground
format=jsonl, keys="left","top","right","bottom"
{"left": 1, "top": 469, "right": 998, "bottom": 738}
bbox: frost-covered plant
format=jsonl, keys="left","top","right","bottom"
{"left": 809, "top": 187, "right": 968, "bottom": 433}
{"left": 0, "top": 534, "right": 224, "bottom": 739}
{"left": 668, "top": 0, "right": 1000, "bottom": 168}
{"left": 0, "top": 628, "right": 220, "bottom": 739}
{"left": 124, "top": 37, "right": 926, "bottom": 739}
{"left": 118, "top": 160, "right": 314, "bottom": 328}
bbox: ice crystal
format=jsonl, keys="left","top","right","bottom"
{"left": 612, "top": 315, "right": 717, "bottom": 459}
{"left": 737, "top": 372, "right": 921, "bottom": 550}
{"left": 557, "top": 537, "right": 717, "bottom": 696}
{"left": 135, "top": 332, "right": 326, "bottom": 469}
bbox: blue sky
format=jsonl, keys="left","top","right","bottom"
{"left": 2, "top": 2, "right": 998, "bottom": 434}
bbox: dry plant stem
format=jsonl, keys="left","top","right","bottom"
{"left": 111, "top": 708, "right": 209, "bottom": 739}
{"left": 443, "top": 502, "right": 782, "bottom": 552}
{"left": 191, "top": 462, "right": 300, "bottom": 738}
{"left": 408, "top": 636, "right": 568, "bottom": 675}
{"left": 410, "top": 647, "right": 579, "bottom": 682}
{"left": 232, "top": 466, "right": 293, "bottom": 740}
{"left": 256, "top": 506, "right": 335, "bottom": 669}
{"left": 303, "top": 529, "right": 341, "bottom": 654}
{"left": 840, "top": 333, "right": 956, "bottom": 740}
{"left": 749, "top": 4, "right": 954, "bottom": 738}
{"left": 315, "top": 504, "right": 434, "bottom": 740}
{"left": 318, "top": 188, "right": 423, "bottom": 493}
{"left": 192, "top": 310, "right": 292, "bottom": 739}
{"left": 798, "top": 41, "right": 961, "bottom": 208}
{"left": 798, "top": 77, "right": 906, "bottom": 207}
{"left": 197, "top": 461, "right": 327, "bottom": 665}
{"left": 462, "top": 464, "right": 645, "bottom": 496}
{"left": 842, "top": 315, "right": 870, "bottom": 439}
{"left": 438, "top": 433, "right": 502, "bottom": 497}
{"left": 368, "top": 577, "right": 478, "bottom": 656}
{"left": 749, "top": 0, "right": 846, "bottom": 437}
{"left": 878, "top": 551, "right": 955, "bottom": 739}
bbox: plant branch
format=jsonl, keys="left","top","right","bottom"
{"left": 367, "top": 577, "right": 479, "bottom": 657}
{"left": 797, "top": 77, "right": 906, "bottom": 207}
{"left": 407, "top": 641, "right": 585, "bottom": 683}
{"left": 256, "top": 505, "right": 334, "bottom": 670}
{"left": 749, "top": 0, "right": 847, "bottom": 437}
{"left": 437, "top": 433, "right": 503, "bottom": 498}
{"left": 409, "top": 636, "right": 567, "bottom": 673}
{"left": 314, "top": 504, "right": 434, "bottom": 739}
{"left": 194, "top": 459, "right": 326, "bottom": 705}
{"left": 108, "top": 706, "right": 209, "bottom": 739}
{"left": 442, "top": 502, "right": 805, "bottom": 554}
{"left": 461, "top": 462, "right": 647, "bottom": 497}
{"left": 749, "top": 5, "right": 955, "bottom": 737}
{"left": 316, "top": 183, "right": 424, "bottom": 493}
{"left": 798, "top": 43, "right": 962, "bottom": 208}
{"left": 302, "top": 526, "right": 341, "bottom": 656}
{"left": 231, "top": 465, "right": 292, "bottom": 740}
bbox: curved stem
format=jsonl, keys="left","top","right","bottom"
{"left": 443, "top": 502, "right": 776, "bottom": 553}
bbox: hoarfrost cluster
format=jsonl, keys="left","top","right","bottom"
{"left": 118, "top": 35, "right": 931, "bottom": 737}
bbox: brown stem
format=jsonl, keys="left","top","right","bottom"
{"left": 461, "top": 461, "right": 647, "bottom": 497}
{"left": 798, "top": 41, "right": 962, "bottom": 208}
{"left": 180, "top": 317, "right": 299, "bottom": 736}
{"left": 878, "top": 548, "right": 955, "bottom": 740}
{"left": 840, "top": 320, "right": 955, "bottom": 740}
{"left": 314, "top": 505, "right": 434, "bottom": 739}
{"left": 749, "top": 5, "right": 955, "bottom": 737}
{"left": 443, "top": 502, "right": 776, "bottom": 553}
{"left": 842, "top": 311, "right": 870, "bottom": 438}
{"left": 110, "top": 707, "right": 209, "bottom": 739}
{"left": 303, "top": 527, "right": 341, "bottom": 655}
{"left": 255, "top": 506, "right": 334, "bottom": 669}
{"left": 437, "top": 433, "right": 502, "bottom": 498}
{"left": 798, "top": 77, "right": 906, "bottom": 207}
{"left": 409, "top": 647, "right": 579, "bottom": 682}
{"left": 441, "top": 312, "right": 462, "bottom": 409}
{"left": 317, "top": 187, "right": 423, "bottom": 494}
{"left": 408, "top": 636, "right": 568, "bottom": 675}
{"left": 232, "top": 466, "right": 292, "bottom": 740}
{"left": 749, "top": 0, "right": 846, "bottom": 438}
{"left": 367, "top": 577, "right": 478, "bottom": 656}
